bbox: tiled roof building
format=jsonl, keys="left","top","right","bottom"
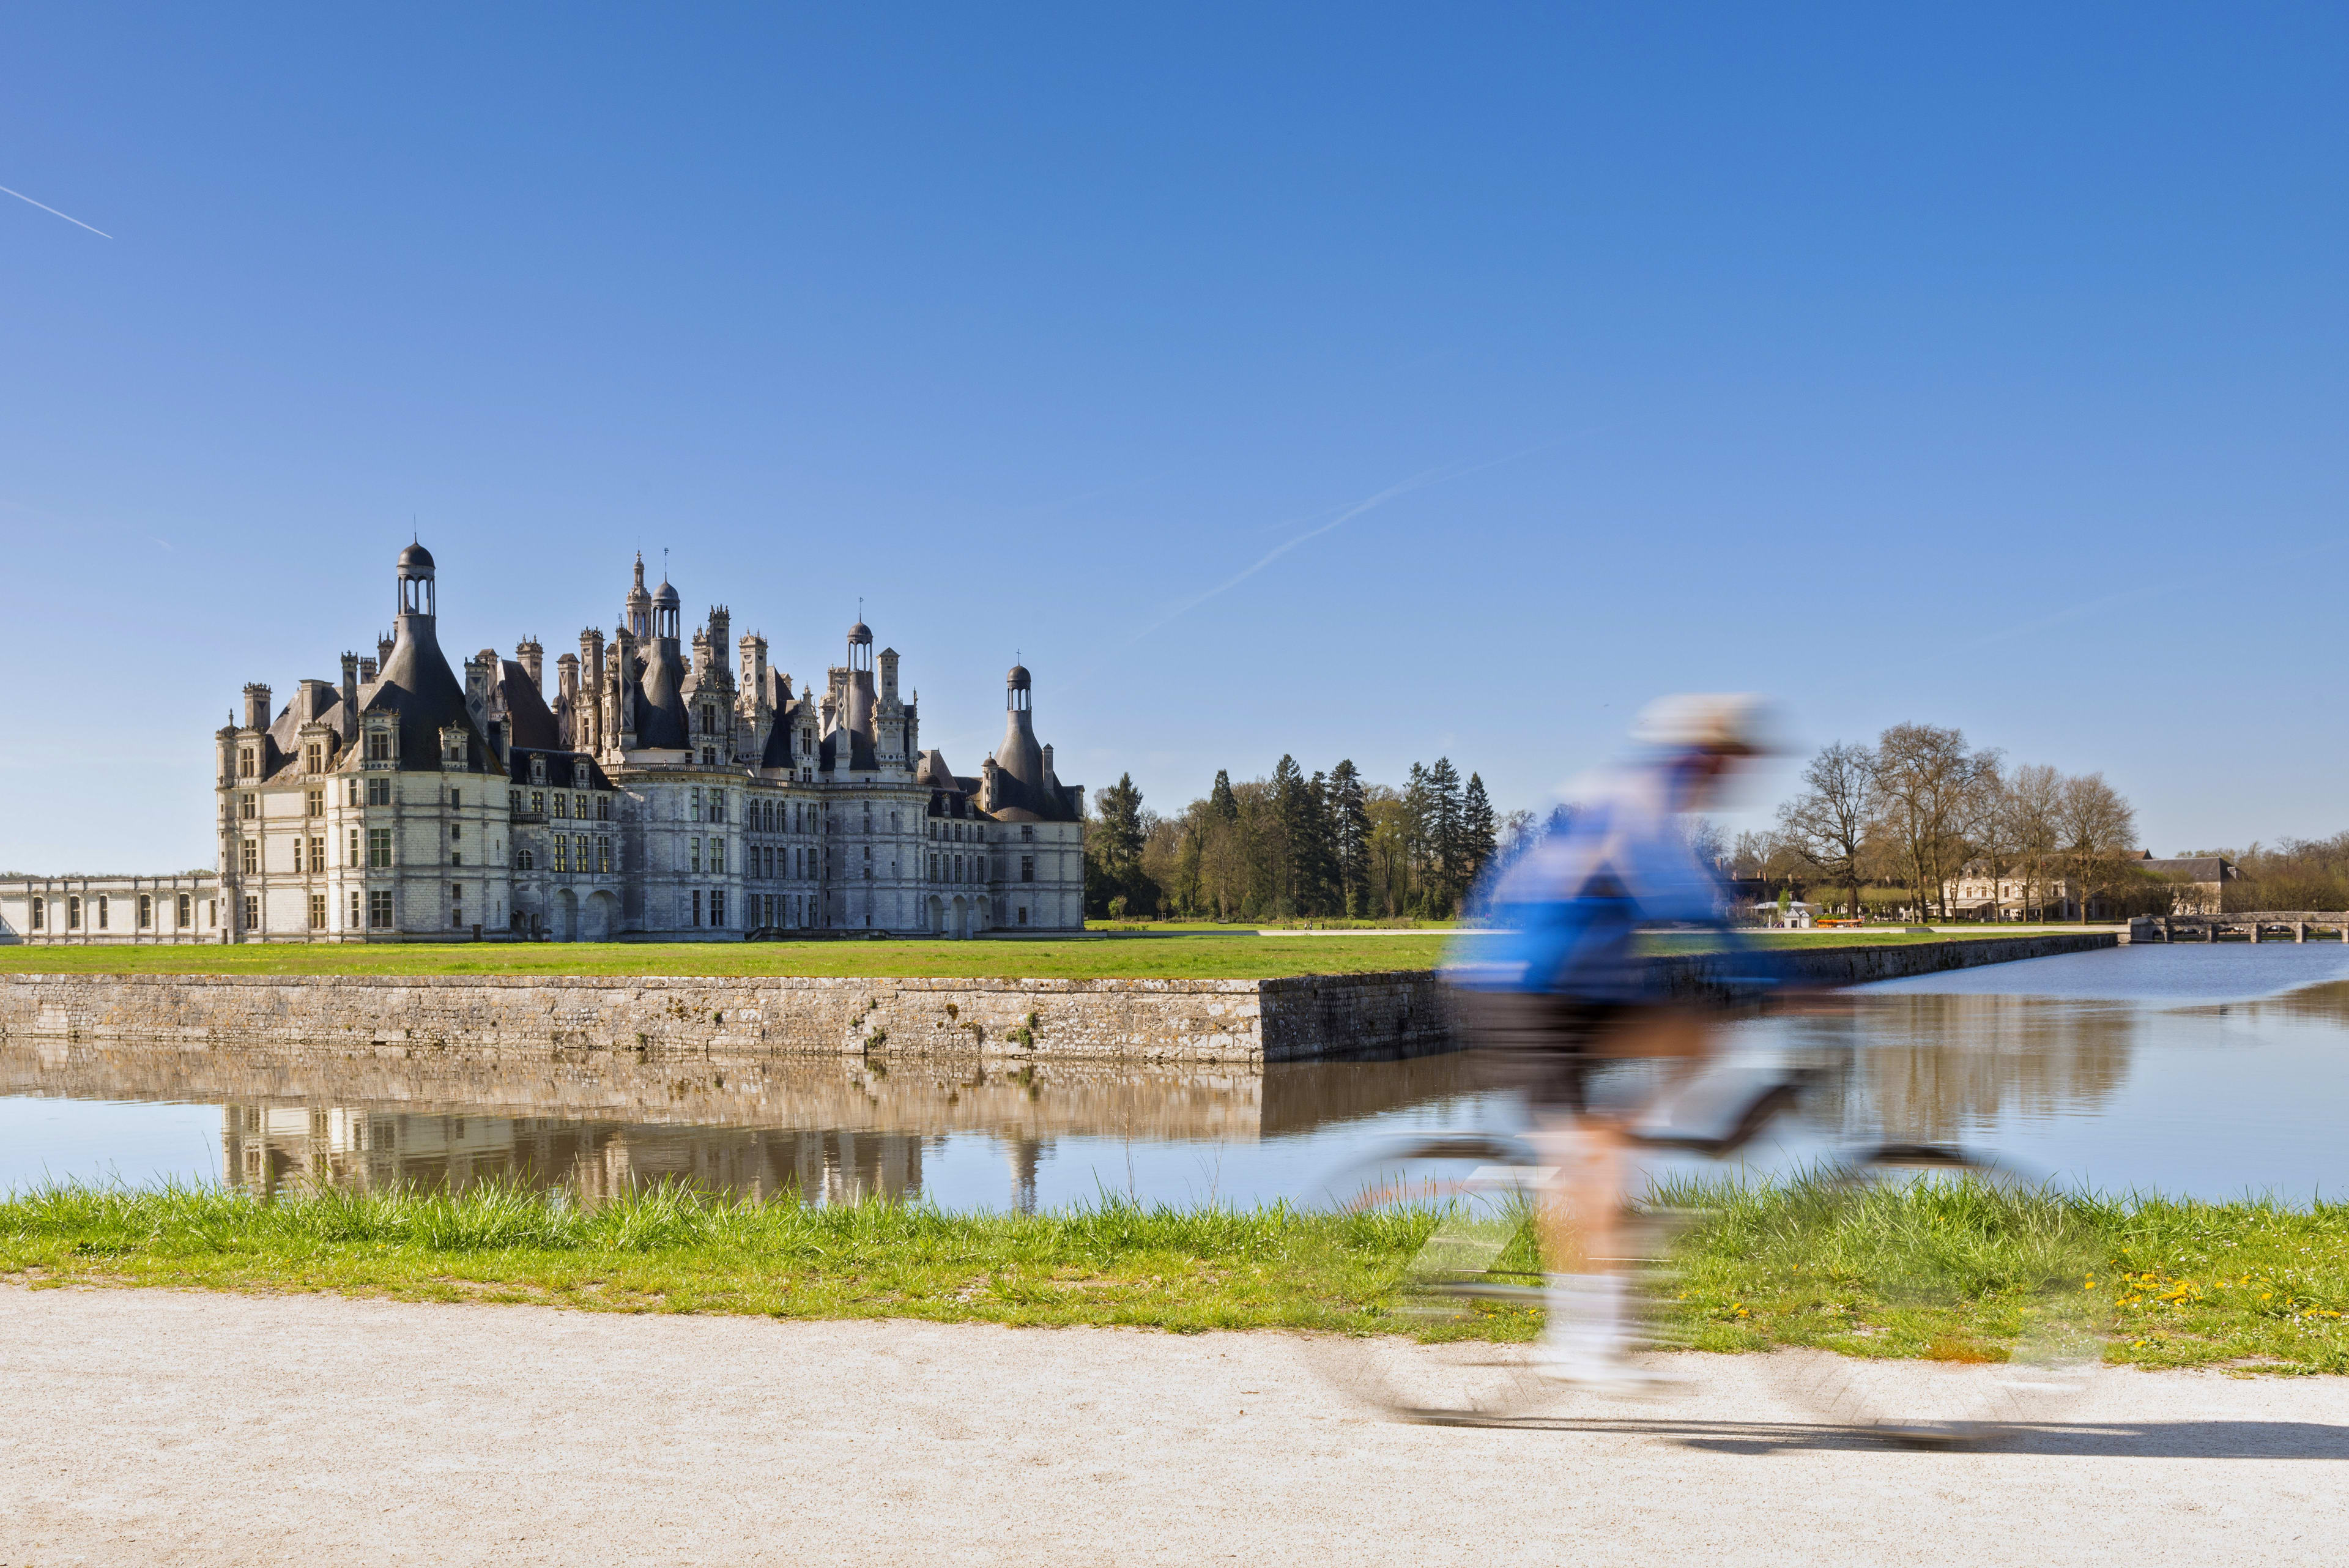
{"left": 179, "top": 541, "right": 1084, "bottom": 943}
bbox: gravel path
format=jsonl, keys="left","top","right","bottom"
{"left": 3, "top": 1285, "right": 2343, "bottom": 1566}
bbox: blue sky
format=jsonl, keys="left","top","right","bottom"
{"left": 2, "top": 4, "right": 2343, "bottom": 870}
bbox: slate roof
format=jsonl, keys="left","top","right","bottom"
{"left": 365, "top": 615, "right": 489, "bottom": 772}
{"left": 507, "top": 749, "right": 615, "bottom": 791}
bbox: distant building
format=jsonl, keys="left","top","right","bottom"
{"left": 0, "top": 541, "right": 1085, "bottom": 943}
{"left": 1942, "top": 852, "right": 2240, "bottom": 921}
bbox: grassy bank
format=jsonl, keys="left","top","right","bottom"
{"left": 0, "top": 927, "right": 2047, "bottom": 980}
{"left": 3, "top": 1180, "right": 2343, "bottom": 1372}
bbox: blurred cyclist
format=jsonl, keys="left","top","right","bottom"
{"left": 1449, "top": 694, "right": 1778, "bottom": 1392}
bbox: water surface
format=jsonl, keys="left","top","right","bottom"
{"left": 3, "top": 946, "right": 2344, "bottom": 1206}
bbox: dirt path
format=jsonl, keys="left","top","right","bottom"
{"left": 3, "top": 1285, "right": 2342, "bottom": 1566}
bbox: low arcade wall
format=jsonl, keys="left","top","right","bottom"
{"left": 0, "top": 934, "right": 2113, "bottom": 1065}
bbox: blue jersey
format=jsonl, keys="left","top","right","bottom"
{"left": 1450, "top": 756, "right": 1734, "bottom": 1003}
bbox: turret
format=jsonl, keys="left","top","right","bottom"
{"left": 845, "top": 620, "right": 875, "bottom": 741}
{"left": 396, "top": 540, "right": 436, "bottom": 620}
{"left": 624, "top": 553, "right": 652, "bottom": 641}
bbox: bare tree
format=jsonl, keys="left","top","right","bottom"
{"left": 2005, "top": 763, "right": 2064, "bottom": 920}
{"left": 1776, "top": 740, "right": 1879, "bottom": 922}
{"left": 2055, "top": 771, "right": 2139, "bottom": 921}
{"left": 1872, "top": 724, "right": 1998, "bottom": 921}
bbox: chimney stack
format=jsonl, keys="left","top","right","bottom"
{"left": 376, "top": 631, "right": 394, "bottom": 668}
{"left": 339, "top": 652, "right": 360, "bottom": 716}
{"left": 242, "top": 683, "right": 272, "bottom": 730}
{"left": 517, "top": 637, "right": 544, "bottom": 693}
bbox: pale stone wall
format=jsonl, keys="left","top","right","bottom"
{"left": 0, "top": 972, "right": 1401, "bottom": 1064}
{"left": 0, "top": 935, "right": 2113, "bottom": 1065}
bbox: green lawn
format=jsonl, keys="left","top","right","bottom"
{"left": 0, "top": 926, "right": 2055, "bottom": 980}
{"left": 3, "top": 1180, "right": 2340, "bottom": 1372}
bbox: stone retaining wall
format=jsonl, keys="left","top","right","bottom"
{"left": 0, "top": 934, "right": 2112, "bottom": 1065}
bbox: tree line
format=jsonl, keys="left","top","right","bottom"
{"left": 1744, "top": 722, "right": 2160, "bottom": 921}
{"left": 1085, "top": 757, "right": 1508, "bottom": 920}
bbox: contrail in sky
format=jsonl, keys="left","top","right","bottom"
{"left": 1127, "top": 431, "right": 1590, "bottom": 642}
{"left": 0, "top": 184, "right": 113, "bottom": 238}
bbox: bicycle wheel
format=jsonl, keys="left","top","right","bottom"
{"left": 1295, "top": 1134, "right": 1567, "bottom": 1424}
{"left": 1757, "top": 1146, "right": 2106, "bottom": 1446}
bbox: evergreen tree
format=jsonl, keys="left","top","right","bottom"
{"left": 1209, "top": 768, "right": 1238, "bottom": 822}
{"left": 1426, "top": 757, "right": 1465, "bottom": 910}
{"left": 1271, "top": 754, "right": 1313, "bottom": 915}
{"left": 1086, "top": 773, "right": 1151, "bottom": 917}
{"left": 1461, "top": 771, "right": 1497, "bottom": 889}
{"left": 1403, "top": 762, "right": 1434, "bottom": 913}
{"left": 1330, "top": 759, "right": 1371, "bottom": 916}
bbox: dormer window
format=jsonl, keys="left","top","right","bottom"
{"left": 531, "top": 756, "right": 547, "bottom": 786}
{"left": 441, "top": 727, "right": 466, "bottom": 765}
{"left": 238, "top": 746, "right": 257, "bottom": 778}
{"left": 305, "top": 742, "right": 325, "bottom": 773}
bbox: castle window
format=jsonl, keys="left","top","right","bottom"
{"left": 310, "top": 834, "right": 325, "bottom": 872}
{"left": 711, "top": 889, "right": 726, "bottom": 927}
{"left": 29, "top": 897, "right": 42, "bottom": 930}
{"left": 552, "top": 836, "right": 568, "bottom": 873}
{"left": 366, "top": 777, "right": 390, "bottom": 806}
{"left": 346, "top": 778, "right": 361, "bottom": 807}
{"left": 240, "top": 841, "right": 258, "bottom": 875}
{"left": 691, "top": 890, "right": 703, "bottom": 927}
{"left": 239, "top": 746, "right": 256, "bottom": 778}
{"left": 711, "top": 793, "right": 726, "bottom": 825}
{"left": 368, "top": 828, "right": 392, "bottom": 868}
{"left": 242, "top": 894, "right": 258, "bottom": 931}
{"left": 240, "top": 795, "right": 256, "bottom": 820}
{"left": 575, "top": 835, "right": 589, "bottom": 875}
{"left": 596, "top": 838, "right": 612, "bottom": 873}
{"left": 531, "top": 790, "right": 545, "bottom": 815}
{"left": 1017, "top": 906, "right": 1028, "bottom": 926}
{"left": 532, "top": 757, "right": 547, "bottom": 785}
{"left": 1020, "top": 856, "right": 1034, "bottom": 883}
{"left": 701, "top": 705, "right": 714, "bottom": 735}
{"left": 1021, "top": 825, "right": 1034, "bottom": 842}
{"left": 450, "top": 885, "right": 464, "bottom": 927}
{"left": 308, "top": 894, "right": 327, "bottom": 930}
{"left": 177, "top": 893, "right": 191, "bottom": 928}
{"left": 553, "top": 792, "right": 568, "bottom": 819}
{"left": 515, "top": 847, "right": 533, "bottom": 871}
{"left": 711, "top": 837, "right": 725, "bottom": 874}
{"left": 347, "top": 890, "right": 360, "bottom": 929}
{"left": 306, "top": 789, "right": 324, "bottom": 818}
{"left": 450, "top": 789, "right": 462, "bottom": 809}
{"left": 347, "top": 828, "right": 360, "bottom": 866}
{"left": 691, "top": 788, "right": 703, "bottom": 823}
{"left": 450, "top": 822, "right": 462, "bottom": 841}
{"left": 690, "top": 838, "right": 702, "bottom": 874}
{"left": 596, "top": 795, "right": 611, "bottom": 821}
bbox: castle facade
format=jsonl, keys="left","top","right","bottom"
{"left": 1, "top": 541, "right": 1083, "bottom": 943}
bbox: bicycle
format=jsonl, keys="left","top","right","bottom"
{"left": 1297, "top": 1028, "right": 2107, "bottom": 1447}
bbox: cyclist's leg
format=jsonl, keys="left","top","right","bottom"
{"left": 1529, "top": 1005, "right": 1716, "bottom": 1384}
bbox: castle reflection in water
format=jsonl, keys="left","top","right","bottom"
{"left": 216, "top": 1106, "right": 1026, "bottom": 1207}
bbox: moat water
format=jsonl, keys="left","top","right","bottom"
{"left": 4, "top": 946, "right": 2347, "bottom": 1206}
